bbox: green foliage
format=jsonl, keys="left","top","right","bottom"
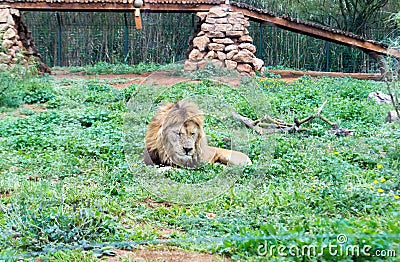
{"left": 21, "top": 78, "right": 56, "bottom": 104}
{"left": 69, "top": 62, "right": 161, "bottom": 75}
{"left": 0, "top": 67, "right": 399, "bottom": 261}
{"left": 0, "top": 71, "right": 22, "bottom": 108}
{"left": 0, "top": 71, "right": 55, "bottom": 109}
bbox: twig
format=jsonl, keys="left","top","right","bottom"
{"left": 233, "top": 100, "right": 353, "bottom": 136}
{"left": 231, "top": 112, "right": 265, "bottom": 135}
{"left": 319, "top": 115, "right": 334, "bottom": 126}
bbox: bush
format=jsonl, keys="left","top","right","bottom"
{"left": 0, "top": 71, "right": 55, "bottom": 107}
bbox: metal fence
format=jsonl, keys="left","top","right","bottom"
{"left": 23, "top": 11, "right": 394, "bottom": 72}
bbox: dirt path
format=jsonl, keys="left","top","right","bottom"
{"left": 103, "top": 247, "right": 231, "bottom": 262}
{"left": 52, "top": 69, "right": 382, "bottom": 89}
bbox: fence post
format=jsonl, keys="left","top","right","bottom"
{"left": 56, "top": 12, "right": 61, "bottom": 67}
{"left": 124, "top": 13, "right": 129, "bottom": 63}
{"left": 325, "top": 41, "right": 330, "bottom": 72}
{"left": 192, "top": 13, "right": 195, "bottom": 33}
{"left": 258, "top": 22, "right": 263, "bottom": 59}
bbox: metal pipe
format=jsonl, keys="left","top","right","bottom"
{"left": 124, "top": 13, "right": 129, "bottom": 63}
{"left": 56, "top": 12, "right": 61, "bottom": 67}
{"left": 258, "top": 22, "right": 263, "bottom": 59}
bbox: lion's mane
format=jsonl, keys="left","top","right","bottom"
{"left": 144, "top": 101, "right": 207, "bottom": 167}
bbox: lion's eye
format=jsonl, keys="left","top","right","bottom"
{"left": 191, "top": 132, "right": 195, "bottom": 136}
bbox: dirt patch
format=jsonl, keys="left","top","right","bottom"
{"left": 22, "top": 104, "right": 47, "bottom": 113}
{"left": 52, "top": 69, "right": 151, "bottom": 80}
{"left": 103, "top": 246, "right": 232, "bottom": 262}
{"left": 51, "top": 69, "right": 382, "bottom": 89}
{"left": 1, "top": 104, "right": 47, "bottom": 119}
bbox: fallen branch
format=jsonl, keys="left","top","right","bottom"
{"left": 232, "top": 101, "right": 354, "bottom": 136}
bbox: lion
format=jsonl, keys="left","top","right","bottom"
{"left": 144, "top": 100, "right": 252, "bottom": 168}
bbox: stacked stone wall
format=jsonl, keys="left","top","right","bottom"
{"left": 184, "top": 5, "right": 264, "bottom": 76}
{"left": 0, "top": 5, "right": 49, "bottom": 73}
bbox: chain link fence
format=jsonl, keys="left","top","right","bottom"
{"left": 23, "top": 11, "right": 395, "bottom": 72}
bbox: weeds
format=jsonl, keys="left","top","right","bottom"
{"left": 67, "top": 62, "right": 161, "bottom": 75}
{"left": 0, "top": 68, "right": 399, "bottom": 261}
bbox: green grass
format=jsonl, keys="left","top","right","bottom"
{"left": 0, "top": 66, "right": 399, "bottom": 261}
{"left": 58, "top": 61, "right": 162, "bottom": 75}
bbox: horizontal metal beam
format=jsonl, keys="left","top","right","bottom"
{"left": 230, "top": 5, "right": 400, "bottom": 58}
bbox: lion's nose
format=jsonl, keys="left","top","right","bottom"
{"left": 183, "top": 147, "right": 193, "bottom": 155}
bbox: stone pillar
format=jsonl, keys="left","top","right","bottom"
{"left": 0, "top": 5, "right": 50, "bottom": 73}
{"left": 184, "top": 5, "right": 264, "bottom": 76}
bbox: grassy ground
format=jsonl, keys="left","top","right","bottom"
{"left": 0, "top": 64, "right": 399, "bottom": 261}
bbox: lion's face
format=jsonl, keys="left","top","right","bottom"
{"left": 144, "top": 101, "right": 207, "bottom": 168}
{"left": 162, "top": 119, "right": 203, "bottom": 167}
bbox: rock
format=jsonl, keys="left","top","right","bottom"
{"left": 237, "top": 63, "right": 253, "bottom": 74}
{"left": 226, "top": 50, "right": 238, "bottom": 60}
{"left": 0, "top": 53, "right": 11, "bottom": 64}
{"left": 367, "top": 91, "right": 392, "bottom": 104}
{"left": 225, "top": 60, "right": 237, "bottom": 70}
{"left": 26, "top": 46, "right": 36, "bottom": 55}
{"left": 184, "top": 60, "right": 198, "bottom": 71}
{"left": 197, "top": 31, "right": 205, "bottom": 37}
{"left": 10, "top": 8, "right": 20, "bottom": 17}
{"left": 3, "top": 28, "right": 17, "bottom": 40}
{"left": 7, "top": 14, "right": 15, "bottom": 26}
{"left": 208, "top": 7, "right": 228, "bottom": 18}
{"left": 387, "top": 110, "right": 399, "bottom": 123}
{"left": 253, "top": 58, "right": 264, "bottom": 71}
{"left": 0, "top": 63, "right": 8, "bottom": 71}
{"left": 205, "top": 31, "right": 225, "bottom": 38}
{"left": 197, "top": 12, "right": 208, "bottom": 22}
{"left": 198, "top": 60, "right": 207, "bottom": 70}
{"left": 211, "top": 59, "right": 224, "bottom": 68}
{"left": 233, "top": 49, "right": 255, "bottom": 63}
{"left": 226, "top": 30, "right": 243, "bottom": 37}
{"left": 232, "top": 24, "right": 244, "bottom": 31}
{"left": 16, "top": 40, "right": 24, "bottom": 49}
{"left": 189, "top": 49, "right": 205, "bottom": 61}
{"left": 215, "top": 18, "right": 229, "bottom": 24}
{"left": 225, "top": 44, "right": 238, "bottom": 52}
{"left": 215, "top": 23, "right": 233, "bottom": 32}
{"left": 228, "top": 18, "right": 240, "bottom": 24}
{"left": 193, "top": 35, "right": 210, "bottom": 51}
{"left": 217, "top": 51, "right": 226, "bottom": 60}
{"left": 0, "top": 9, "right": 10, "bottom": 23}
{"left": 240, "top": 19, "right": 250, "bottom": 27}
{"left": 227, "top": 12, "right": 245, "bottom": 19}
{"left": 239, "top": 43, "right": 257, "bottom": 53}
{"left": 201, "top": 23, "right": 214, "bottom": 32}
{"left": 2, "top": 39, "right": 14, "bottom": 49}
{"left": 205, "top": 17, "right": 216, "bottom": 24}
{"left": 239, "top": 35, "right": 253, "bottom": 43}
{"left": 208, "top": 43, "right": 225, "bottom": 52}
{"left": 212, "top": 38, "right": 234, "bottom": 45}
{"left": 0, "top": 24, "right": 9, "bottom": 32}
{"left": 205, "top": 50, "right": 216, "bottom": 59}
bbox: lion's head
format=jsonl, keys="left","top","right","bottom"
{"left": 144, "top": 101, "right": 207, "bottom": 168}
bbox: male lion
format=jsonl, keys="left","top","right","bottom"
{"left": 144, "top": 100, "right": 252, "bottom": 168}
